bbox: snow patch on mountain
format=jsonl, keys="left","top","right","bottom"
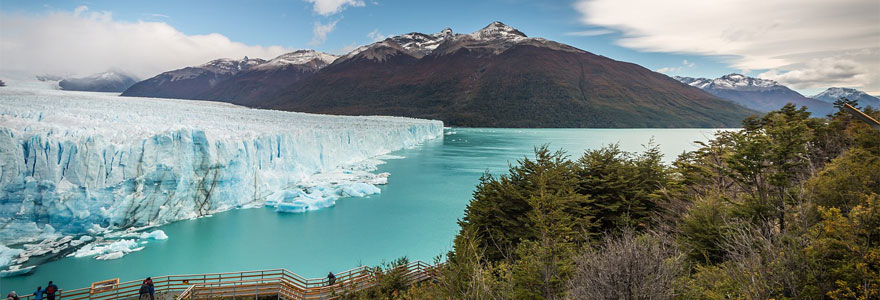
{"left": 158, "top": 52, "right": 338, "bottom": 82}
{"left": 386, "top": 29, "right": 456, "bottom": 56}
{"left": 199, "top": 57, "right": 265, "bottom": 74}
{"left": 675, "top": 73, "right": 781, "bottom": 91}
{"left": 673, "top": 73, "right": 834, "bottom": 115}
{"left": 162, "top": 57, "right": 267, "bottom": 82}
{"left": 253, "top": 50, "right": 339, "bottom": 71}
{"left": 468, "top": 21, "right": 527, "bottom": 41}
{"left": 813, "top": 87, "right": 861, "bottom": 100}
{"left": 337, "top": 21, "right": 580, "bottom": 63}
{"left": 811, "top": 87, "right": 880, "bottom": 107}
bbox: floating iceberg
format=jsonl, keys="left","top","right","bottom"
{"left": 0, "top": 87, "right": 443, "bottom": 265}
{"left": 0, "top": 244, "right": 23, "bottom": 267}
{"left": 73, "top": 239, "right": 144, "bottom": 260}
{"left": 140, "top": 230, "right": 168, "bottom": 240}
{"left": 0, "top": 265, "right": 35, "bottom": 277}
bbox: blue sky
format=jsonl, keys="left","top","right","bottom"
{"left": 1, "top": 0, "right": 877, "bottom": 94}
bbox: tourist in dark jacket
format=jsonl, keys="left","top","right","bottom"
{"left": 44, "top": 282, "right": 58, "bottom": 300}
{"left": 146, "top": 277, "right": 155, "bottom": 300}
{"left": 138, "top": 281, "right": 150, "bottom": 300}
{"left": 6, "top": 291, "right": 19, "bottom": 300}
{"left": 327, "top": 272, "right": 336, "bottom": 286}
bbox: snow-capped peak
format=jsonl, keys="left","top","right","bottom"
{"left": 199, "top": 57, "right": 263, "bottom": 74}
{"left": 675, "top": 73, "right": 781, "bottom": 90}
{"left": 673, "top": 76, "right": 713, "bottom": 89}
{"left": 340, "top": 27, "right": 460, "bottom": 60}
{"left": 337, "top": 21, "right": 570, "bottom": 62}
{"left": 469, "top": 21, "right": 527, "bottom": 41}
{"left": 161, "top": 57, "right": 266, "bottom": 82}
{"left": 812, "top": 87, "right": 865, "bottom": 99}
{"left": 254, "top": 50, "right": 339, "bottom": 71}
{"left": 388, "top": 28, "right": 459, "bottom": 56}
{"left": 810, "top": 87, "right": 880, "bottom": 107}
{"left": 715, "top": 73, "right": 779, "bottom": 88}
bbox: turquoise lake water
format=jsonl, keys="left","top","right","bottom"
{"left": 1, "top": 128, "right": 728, "bottom": 293}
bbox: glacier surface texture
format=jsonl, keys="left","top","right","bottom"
{"left": 0, "top": 88, "right": 443, "bottom": 248}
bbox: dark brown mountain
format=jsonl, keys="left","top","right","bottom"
{"left": 122, "top": 22, "right": 758, "bottom": 127}
{"left": 198, "top": 51, "right": 338, "bottom": 103}
{"left": 122, "top": 57, "right": 265, "bottom": 99}
{"left": 260, "top": 22, "right": 756, "bottom": 127}
{"left": 122, "top": 51, "right": 338, "bottom": 103}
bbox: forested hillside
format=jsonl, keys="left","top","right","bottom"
{"left": 347, "top": 99, "right": 880, "bottom": 299}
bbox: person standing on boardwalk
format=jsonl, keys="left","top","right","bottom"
{"left": 31, "top": 287, "right": 43, "bottom": 300}
{"left": 44, "top": 282, "right": 58, "bottom": 300}
{"left": 6, "top": 291, "right": 19, "bottom": 300}
{"left": 138, "top": 280, "right": 150, "bottom": 300}
{"left": 327, "top": 272, "right": 336, "bottom": 286}
{"left": 145, "top": 277, "right": 155, "bottom": 300}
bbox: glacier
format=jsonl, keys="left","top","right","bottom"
{"left": 0, "top": 87, "right": 443, "bottom": 270}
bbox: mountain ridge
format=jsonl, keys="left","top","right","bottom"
{"left": 674, "top": 73, "right": 834, "bottom": 115}
{"left": 121, "top": 51, "right": 337, "bottom": 100}
{"left": 122, "top": 22, "right": 758, "bottom": 128}
{"left": 810, "top": 87, "right": 880, "bottom": 108}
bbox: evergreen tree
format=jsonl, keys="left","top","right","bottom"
{"left": 576, "top": 143, "right": 669, "bottom": 231}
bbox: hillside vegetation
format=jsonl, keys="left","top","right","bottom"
{"left": 349, "top": 99, "right": 880, "bottom": 299}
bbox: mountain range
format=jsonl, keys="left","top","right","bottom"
{"left": 122, "top": 22, "right": 759, "bottom": 128}
{"left": 810, "top": 87, "right": 880, "bottom": 108}
{"left": 674, "top": 74, "right": 836, "bottom": 116}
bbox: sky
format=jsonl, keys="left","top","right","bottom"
{"left": 1, "top": 0, "right": 878, "bottom": 95}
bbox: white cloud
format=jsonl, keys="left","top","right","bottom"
{"left": 367, "top": 29, "right": 387, "bottom": 42}
{"left": 574, "top": 0, "right": 880, "bottom": 92}
{"left": 656, "top": 67, "right": 679, "bottom": 74}
{"left": 141, "top": 13, "right": 170, "bottom": 19}
{"left": 309, "top": 19, "right": 339, "bottom": 46}
{"left": 759, "top": 57, "right": 870, "bottom": 89}
{"left": 656, "top": 59, "right": 696, "bottom": 74}
{"left": 305, "top": 0, "right": 365, "bottom": 16}
{"left": 0, "top": 7, "right": 293, "bottom": 79}
{"left": 564, "top": 29, "right": 613, "bottom": 37}
{"left": 683, "top": 60, "right": 694, "bottom": 68}
{"left": 73, "top": 5, "right": 88, "bottom": 17}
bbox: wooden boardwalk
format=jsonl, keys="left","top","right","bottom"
{"left": 17, "top": 261, "right": 441, "bottom": 300}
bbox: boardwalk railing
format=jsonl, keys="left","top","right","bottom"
{"left": 18, "top": 261, "right": 441, "bottom": 300}
{"left": 843, "top": 103, "right": 880, "bottom": 130}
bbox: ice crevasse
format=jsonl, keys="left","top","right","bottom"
{"left": 0, "top": 88, "right": 444, "bottom": 247}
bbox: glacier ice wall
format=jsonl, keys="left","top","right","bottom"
{"left": 0, "top": 88, "right": 443, "bottom": 245}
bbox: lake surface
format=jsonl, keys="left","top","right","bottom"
{"left": 1, "top": 128, "right": 727, "bottom": 292}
